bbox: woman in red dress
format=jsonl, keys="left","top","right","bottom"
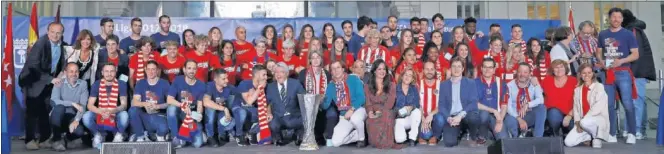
{"left": 297, "top": 24, "right": 315, "bottom": 58}
{"left": 321, "top": 23, "right": 337, "bottom": 51}
{"left": 324, "top": 37, "right": 354, "bottom": 70}
{"left": 390, "top": 29, "right": 416, "bottom": 69}
{"left": 526, "top": 38, "right": 551, "bottom": 82}
{"left": 394, "top": 48, "right": 423, "bottom": 82}
{"left": 178, "top": 29, "right": 196, "bottom": 55}
{"left": 365, "top": 60, "right": 405, "bottom": 149}
{"left": 208, "top": 27, "right": 223, "bottom": 55}
{"left": 219, "top": 40, "right": 239, "bottom": 85}
{"left": 541, "top": 59, "right": 577, "bottom": 136}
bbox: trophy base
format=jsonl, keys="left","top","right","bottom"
{"left": 299, "top": 143, "right": 319, "bottom": 151}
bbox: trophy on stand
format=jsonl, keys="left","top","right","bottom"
{"left": 297, "top": 94, "right": 323, "bottom": 151}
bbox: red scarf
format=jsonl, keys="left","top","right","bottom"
{"left": 526, "top": 57, "right": 548, "bottom": 80}
{"left": 417, "top": 33, "right": 426, "bottom": 52}
{"left": 510, "top": 39, "right": 527, "bottom": 54}
{"left": 96, "top": 79, "right": 119, "bottom": 131}
{"left": 335, "top": 75, "right": 352, "bottom": 111}
{"left": 516, "top": 86, "right": 531, "bottom": 112}
{"left": 305, "top": 67, "right": 327, "bottom": 95}
{"left": 255, "top": 86, "right": 272, "bottom": 144}
{"left": 581, "top": 85, "right": 590, "bottom": 115}
{"left": 576, "top": 34, "right": 598, "bottom": 54}
{"left": 606, "top": 67, "right": 637, "bottom": 99}
{"left": 136, "top": 53, "right": 155, "bottom": 80}
{"left": 177, "top": 91, "right": 199, "bottom": 142}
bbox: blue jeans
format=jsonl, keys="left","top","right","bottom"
{"left": 50, "top": 105, "right": 85, "bottom": 141}
{"left": 129, "top": 107, "right": 168, "bottom": 137}
{"left": 232, "top": 106, "right": 259, "bottom": 137}
{"left": 625, "top": 78, "right": 647, "bottom": 134}
{"left": 204, "top": 108, "right": 232, "bottom": 138}
{"left": 478, "top": 110, "right": 508, "bottom": 140}
{"left": 82, "top": 111, "right": 129, "bottom": 135}
{"left": 419, "top": 113, "right": 446, "bottom": 140}
{"left": 167, "top": 105, "right": 203, "bottom": 147}
{"left": 547, "top": 108, "right": 573, "bottom": 136}
{"left": 504, "top": 104, "right": 547, "bottom": 137}
{"left": 605, "top": 70, "right": 636, "bottom": 135}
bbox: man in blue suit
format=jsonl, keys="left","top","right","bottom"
{"left": 267, "top": 62, "right": 305, "bottom": 146}
{"left": 437, "top": 57, "right": 481, "bottom": 147}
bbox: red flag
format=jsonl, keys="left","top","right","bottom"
{"left": 3, "top": 3, "right": 15, "bottom": 120}
{"left": 27, "top": 2, "right": 38, "bottom": 53}
{"left": 568, "top": 6, "right": 576, "bottom": 35}
{"left": 55, "top": 4, "right": 61, "bottom": 23}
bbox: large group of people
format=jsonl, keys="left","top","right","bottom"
{"left": 17, "top": 7, "right": 656, "bottom": 152}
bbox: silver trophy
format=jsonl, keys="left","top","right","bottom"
{"left": 297, "top": 94, "right": 323, "bottom": 151}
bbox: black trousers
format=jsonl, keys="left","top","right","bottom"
{"left": 24, "top": 86, "right": 53, "bottom": 144}
{"left": 50, "top": 105, "right": 85, "bottom": 142}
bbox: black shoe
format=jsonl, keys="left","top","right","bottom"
{"left": 407, "top": 140, "right": 417, "bottom": 147}
{"left": 294, "top": 139, "right": 302, "bottom": 146}
{"left": 248, "top": 134, "right": 258, "bottom": 145}
{"left": 207, "top": 137, "right": 219, "bottom": 147}
{"left": 218, "top": 135, "right": 229, "bottom": 146}
{"left": 356, "top": 140, "right": 366, "bottom": 148}
{"left": 236, "top": 137, "right": 249, "bottom": 146}
{"left": 275, "top": 139, "right": 288, "bottom": 146}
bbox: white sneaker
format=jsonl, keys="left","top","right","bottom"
{"left": 92, "top": 133, "right": 103, "bottom": 149}
{"left": 635, "top": 132, "right": 644, "bottom": 140}
{"left": 592, "top": 139, "right": 602, "bottom": 148}
{"left": 156, "top": 136, "right": 166, "bottom": 142}
{"left": 129, "top": 134, "right": 136, "bottom": 142}
{"left": 626, "top": 134, "right": 636, "bottom": 144}
{"left": 607, "top": 135, "right": 618, "bottom": 143}
{"left": 113, "top": 133, "right": 124, "bottom": 142}
{"left": 136, "top": 136, "right": 145, "bottom": 142}
{"left": 622, "top": 131, "right": 628, "bottom": 138}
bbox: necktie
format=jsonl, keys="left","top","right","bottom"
{"left": 280, "top": 83, "right": 286, "bottom": 101}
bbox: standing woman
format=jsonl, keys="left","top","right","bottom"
{"left": 394, "top": 69, "right": 422, "bottom": 146}
{"left": 430, "top": 30, "right": 450, "bottom": 60}
{"left": 542, "top": 59, "right": 577, "bottom": 137}
{"left": 564, "top": 64, "right": 609, "bottom": 148}
{"left": 324, "top": 37, "right": 354, "bottom": 70}
{"left": 179, "top": 29, "right": 196, "bottom": 55}
{"left": 321, "top": 23, "right": 337, "bottom": 51}
{"left": 219, "top": 40, "right": 239, "bottom": 85}
{"left": 550, "top": 27, "right": 580, "bottom": 75}
{"left": 65, "top": 29, "right": 101, "bottom": 89}
{"left": 526, "top": 38, "right": 551, "bottom": 82}
{"left": 449, "top": 43, "right": 477, "bottom": 79}
{"left": 297, "top": 24, "right": 316, "bottom": 58}
{"left": 479, "top": 36, "right": 505, "bottom": 78}
{"left": 259, "top": 25, "right": 279, "bottom": 54}
{"left": 97, "top": 34, "right": 130, "bottom": 83}
{"left": 421, "top": 42, "right": 447, "bottom": 80}
{"left": 447, "top": 26, "right": 467, "bottom": 55}
{"left": 357, "top": 29, "right": 391, "bottom": 71}
{"left": 239, "top": 37, "right": 276, "bottom": 81}
{"left": 129, "top": 37, "right": 161, "bottom": 88}
{"left": 208, "top": 27, "right": 224, "bottom": 55}
{"left": 277, "top": 24, "right": 297, "bottom": 56}
{"left": 508, "top": 24, "right": 526, "bottom": 54}
{"left": 364, "top": 60, "right": 404, "bottom": 149}
{"left": 390, "top": 29, "right": 416, "bottom": 69}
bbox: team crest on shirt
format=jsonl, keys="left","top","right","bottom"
{"left": 197, "top": 62, "right": 209, "bottom": 68}
{"left": 146, "top": 90, "right": 158, "bottom": 103}
{"left": 165, "top": 68, "right": 180, "bottom": 74}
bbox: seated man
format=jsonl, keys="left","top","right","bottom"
{"left": 417, "top": 61, "right": 444, "bottom": 146}
{"left": 203, "top": 69, "right": 236, "bottom": 147}
{"left": 129, "top": 60, "right": 170, "bottom": 142}
{"left": 504, "top": 62, "right": 546, "bottom": 138}
{"left": 234, "top": 65, "right": 270, "bottom": 146}
{"left": 438, "top": 58, "right": 481, "bottom": 147}
{"left": 166, "top": 60, "right": 206, "bottom": 148}
{"left": 475, "top": 58, "right": 509, "bottom": 141}
{"left": 82, "top": 63, "right": 129, "bottom": 149}
{"left": 323, "top": 60, "right": 367, "bottom": 148}
{"left": 267, "top": 62, "right": 305, "bottom": 146}
{"left": 50, "top": 63, "right": 89, "bottom": 151}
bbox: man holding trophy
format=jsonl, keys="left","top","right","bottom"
{"left": 267, "top": 62, "right": 306, "bottom": 147}
{"left": 129, "top": 61, "right": 170, "bottom": 142}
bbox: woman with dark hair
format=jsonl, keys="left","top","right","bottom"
{"left": 390, "top": 29, "right": 417, "bottom": 69}
{"left": 449, "top": 43, "right": 477, "bottom": 79}
{"left": 321, "top": 23, "right": 337, "bottom": 51}
{"left": 394, "top": 69, "right": 422, "bottom": 146}
{"left": 208, "top": 27, "right": 224, "bottom": 55}
{"left": 239, "top": 36, "right": 276, "bottom": 81}
{"left": 448, "top": 26, "right": 483, "bottom": 65}
{"left": 219, "top": 40, "right": 239, "bottom": 85}
{"left": 364, "top": 59, "right": 404, "bottom": 149}
{"left": 430, "top": 30, "right": 446, "bottom": 51}
{"left": 179, "top": 29, "right": 196, "bottom": 55}
{"left": 550, "top": 26, "right": 580, "bottom": 75}
{"left": 259, "top": 25, "right": 279, "bottom": 54}
{"left": 394, "top": 48, "right": 423, "bottom": 82}
{"left": 421, "top": 42, "right": 448, "bottom": 80}
{"left": 324, "top": 37, "right": 354, "bottom": 69}
{"left": 297, "top": 24, "right": 316, "bottom": 57}
{"left": 129, "top": 36, "right": 161, "bottom": 88}
{"left": 277, "top": 24, "right": 297, "bottom": 56}
{"left": 526, "top": 38, "right": 551, "bottom": 82}
{"left": 64, "top": 29, "right": 101, "bottom": 89}
{"left": 447, "top": 26, "right": 467, "bottom": 55}
{"left": 380, "top": 26, "right": 396, "bottom": 49}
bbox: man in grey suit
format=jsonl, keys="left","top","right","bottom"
{"left": 18, "top": 22, "right": 67, "bottom": 150}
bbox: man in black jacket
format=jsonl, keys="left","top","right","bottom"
{"left": 18, "top": 22, "right": 67, "bottom": 150}
{"left": 622, "top": 9, "right": 656, "bottom": 140}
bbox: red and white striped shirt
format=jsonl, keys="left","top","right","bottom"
{"left": 419, "top": 79, "right": 440, "bottom": 117}
{"left": 416, "top": 33, "right": 426, "bottom": 57}
{"left": 357, "top": 45, "right": 390, "bottom": 71}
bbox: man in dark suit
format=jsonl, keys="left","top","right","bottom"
{"left": 437, "top": 57, "right": 481, "bottom": 147}
{"left": 18, "top": 22, "right": 67, "bottom": 150}
{"left": 266, "top": 62, "right": 305, "bottom": 146}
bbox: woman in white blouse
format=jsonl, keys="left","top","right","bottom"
{"left": 64, "top": 29, "right": 101, "bottom": 89}
{"left": 564, "top": 64, "right": 609, "bottom": 148}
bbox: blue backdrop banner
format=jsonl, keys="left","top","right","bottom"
{"left": 1, "top": 16, "right": 560, "bottom": 136}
